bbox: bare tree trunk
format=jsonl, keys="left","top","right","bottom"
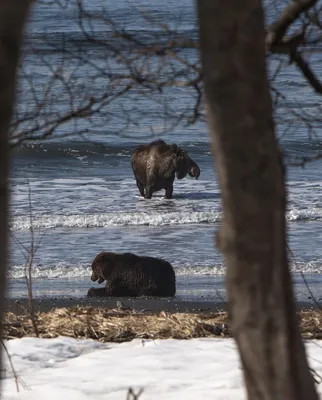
{"left": 196, "top": 1, "right": 318, "bottom": 399}
{"left": 0, "top": 0, "right": 32, "bottom": 390}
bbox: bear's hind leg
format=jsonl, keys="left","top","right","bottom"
{"left": 136, "top": 179, "right": 145, "bottom": 197}
{"left": 165, "top": 185, "right": 173, "bottom": 199}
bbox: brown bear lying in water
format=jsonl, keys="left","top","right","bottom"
{"left": 87, "top": 251, "right": 176, "bottom": 297}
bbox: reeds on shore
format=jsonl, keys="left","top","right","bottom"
{"left": 3, "top": 307, "right": 322, "bottom": 342}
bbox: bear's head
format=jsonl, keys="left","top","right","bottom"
{"left": 91, "top": 251, "right": 115, "bottom": 283}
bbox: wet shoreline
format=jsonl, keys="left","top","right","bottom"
{"left": 4, "top": 296, "right": 320, "bottom": 315}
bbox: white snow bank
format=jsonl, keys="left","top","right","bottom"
{"left": 2, "top": 336, "right": 322, "bottom": 399}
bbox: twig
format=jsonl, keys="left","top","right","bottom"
{"left": 290, "top": 50, "right": 322, "bottom": 94}
{"left": 286, "top": 244, "right": 322, "bottom": 386}
{"left": 1, "top": 339, "right": 19, "bottom": 392}
{"left": 7, "top": 0, "right": 322, "bottom": 151}
{"left": 126, "top": 387, "right": 144, "bottom": 400}
{"left": 266, "top": 0, "right": 318, "bottom": 47}
{"left": 24, "top": 182, "right": 40, "bottom": 337}
{"left": 287, "top": 243, "right": 322, "bottom": 312}
{"left": 310, "top": 366, "right": 322, "bottom": 385}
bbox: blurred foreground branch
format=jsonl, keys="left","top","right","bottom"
{"left": 0, "top": 0, "right": 33, "bottom": 395}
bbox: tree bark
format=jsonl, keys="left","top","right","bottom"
{"left": 0, "top": 0, "right": 32, "bottom": 392}
{"left": 196, "top": 1, "right": 318, "bottom": 399}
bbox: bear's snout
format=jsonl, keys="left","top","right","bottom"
{"left": 91, "top": 270, "right": 99, "bottom": 282}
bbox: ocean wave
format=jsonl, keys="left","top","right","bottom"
{"left": 287, "top": 208, "right": 322, "bottom": 221}
{"left": 10, "top": 211, "right": 221, "bottom": 231}
{"left": 12, "top": 140, "right": 207, "bottom": 159}
{"left": 8, "top": 260, "right": 322, "bottom": 280}
{"left": 9, "top": 263, "right": 91, "bottom": 280}
{"left": 9, "top": 207, "right": 322, "bottom": 231}
{"left": 8, "top": 262, "right": 225, "bottom": 280}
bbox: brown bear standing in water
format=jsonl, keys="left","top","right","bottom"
{"left": 87, "top": 251, "right": 176, "bottom": 297}
{"left": 131, "top": 139, "right": 201, "bottom": 199}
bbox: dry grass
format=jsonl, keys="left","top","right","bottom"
{"left": 3, "top": 307, "right": 322, "bottom": 342}
{"left": 3, "top": 307, "right": 229, "bottom": 342}
{"left": 299, "top": 310, "right": 322, "bottom": 339}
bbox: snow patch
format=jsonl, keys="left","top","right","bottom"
{"left": 2, "top": 337, "right": 322, "bottom": 399}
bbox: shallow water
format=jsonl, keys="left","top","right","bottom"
{"left": 8, "top": 0, "right": 322, "bottom": 301}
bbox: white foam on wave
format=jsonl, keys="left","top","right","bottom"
{"left": 10, "top": 211, "right": 222, "bottom": 231}
{"left": 9, "top": 262, "right": 92, "bottom": 280}
{"left": 287, "top": 207, "right": 322, "bottom": 221}
{"left": 10, "top": 206, "right": 322, "bottom": 231}
{"left": 8, "top": 260, "right": 322, "bottom": 280}
{"left": 8, "top": 262, "right": 225, "bottom": 280}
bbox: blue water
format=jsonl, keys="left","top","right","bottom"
{"left": 7, "top": 0, "right": 322, "bottom": 301}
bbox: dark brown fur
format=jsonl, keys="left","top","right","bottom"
{"left": 131, "top": 139, "right": 201, "bottom": 199}
{"left": 87, "top": 251, "right": 176, "bottom": 297}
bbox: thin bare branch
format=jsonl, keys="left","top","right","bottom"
{"left": 291, "top": 50, "right": 322, "bottom": 94}
{"left": 126, "top": 387, "right": 144, "bottom": 400}
{"left": 266, "top": 0, "right": 318, "bottom": 47}
{"left": 7, "top": 0, "right": 322, "bottom": 155}
{"left": 24, "top": 181, "right": 39, "bottom": 337}
{"left": 1, "top": 340, "right": 20, "bottom": 392}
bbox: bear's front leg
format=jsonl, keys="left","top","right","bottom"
{"left": 87, "top": 287, "right": 108, "bottom": 297}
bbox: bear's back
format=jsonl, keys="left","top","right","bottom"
{"left": 109, "top": 253, "right": 175, "bottom": 296}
